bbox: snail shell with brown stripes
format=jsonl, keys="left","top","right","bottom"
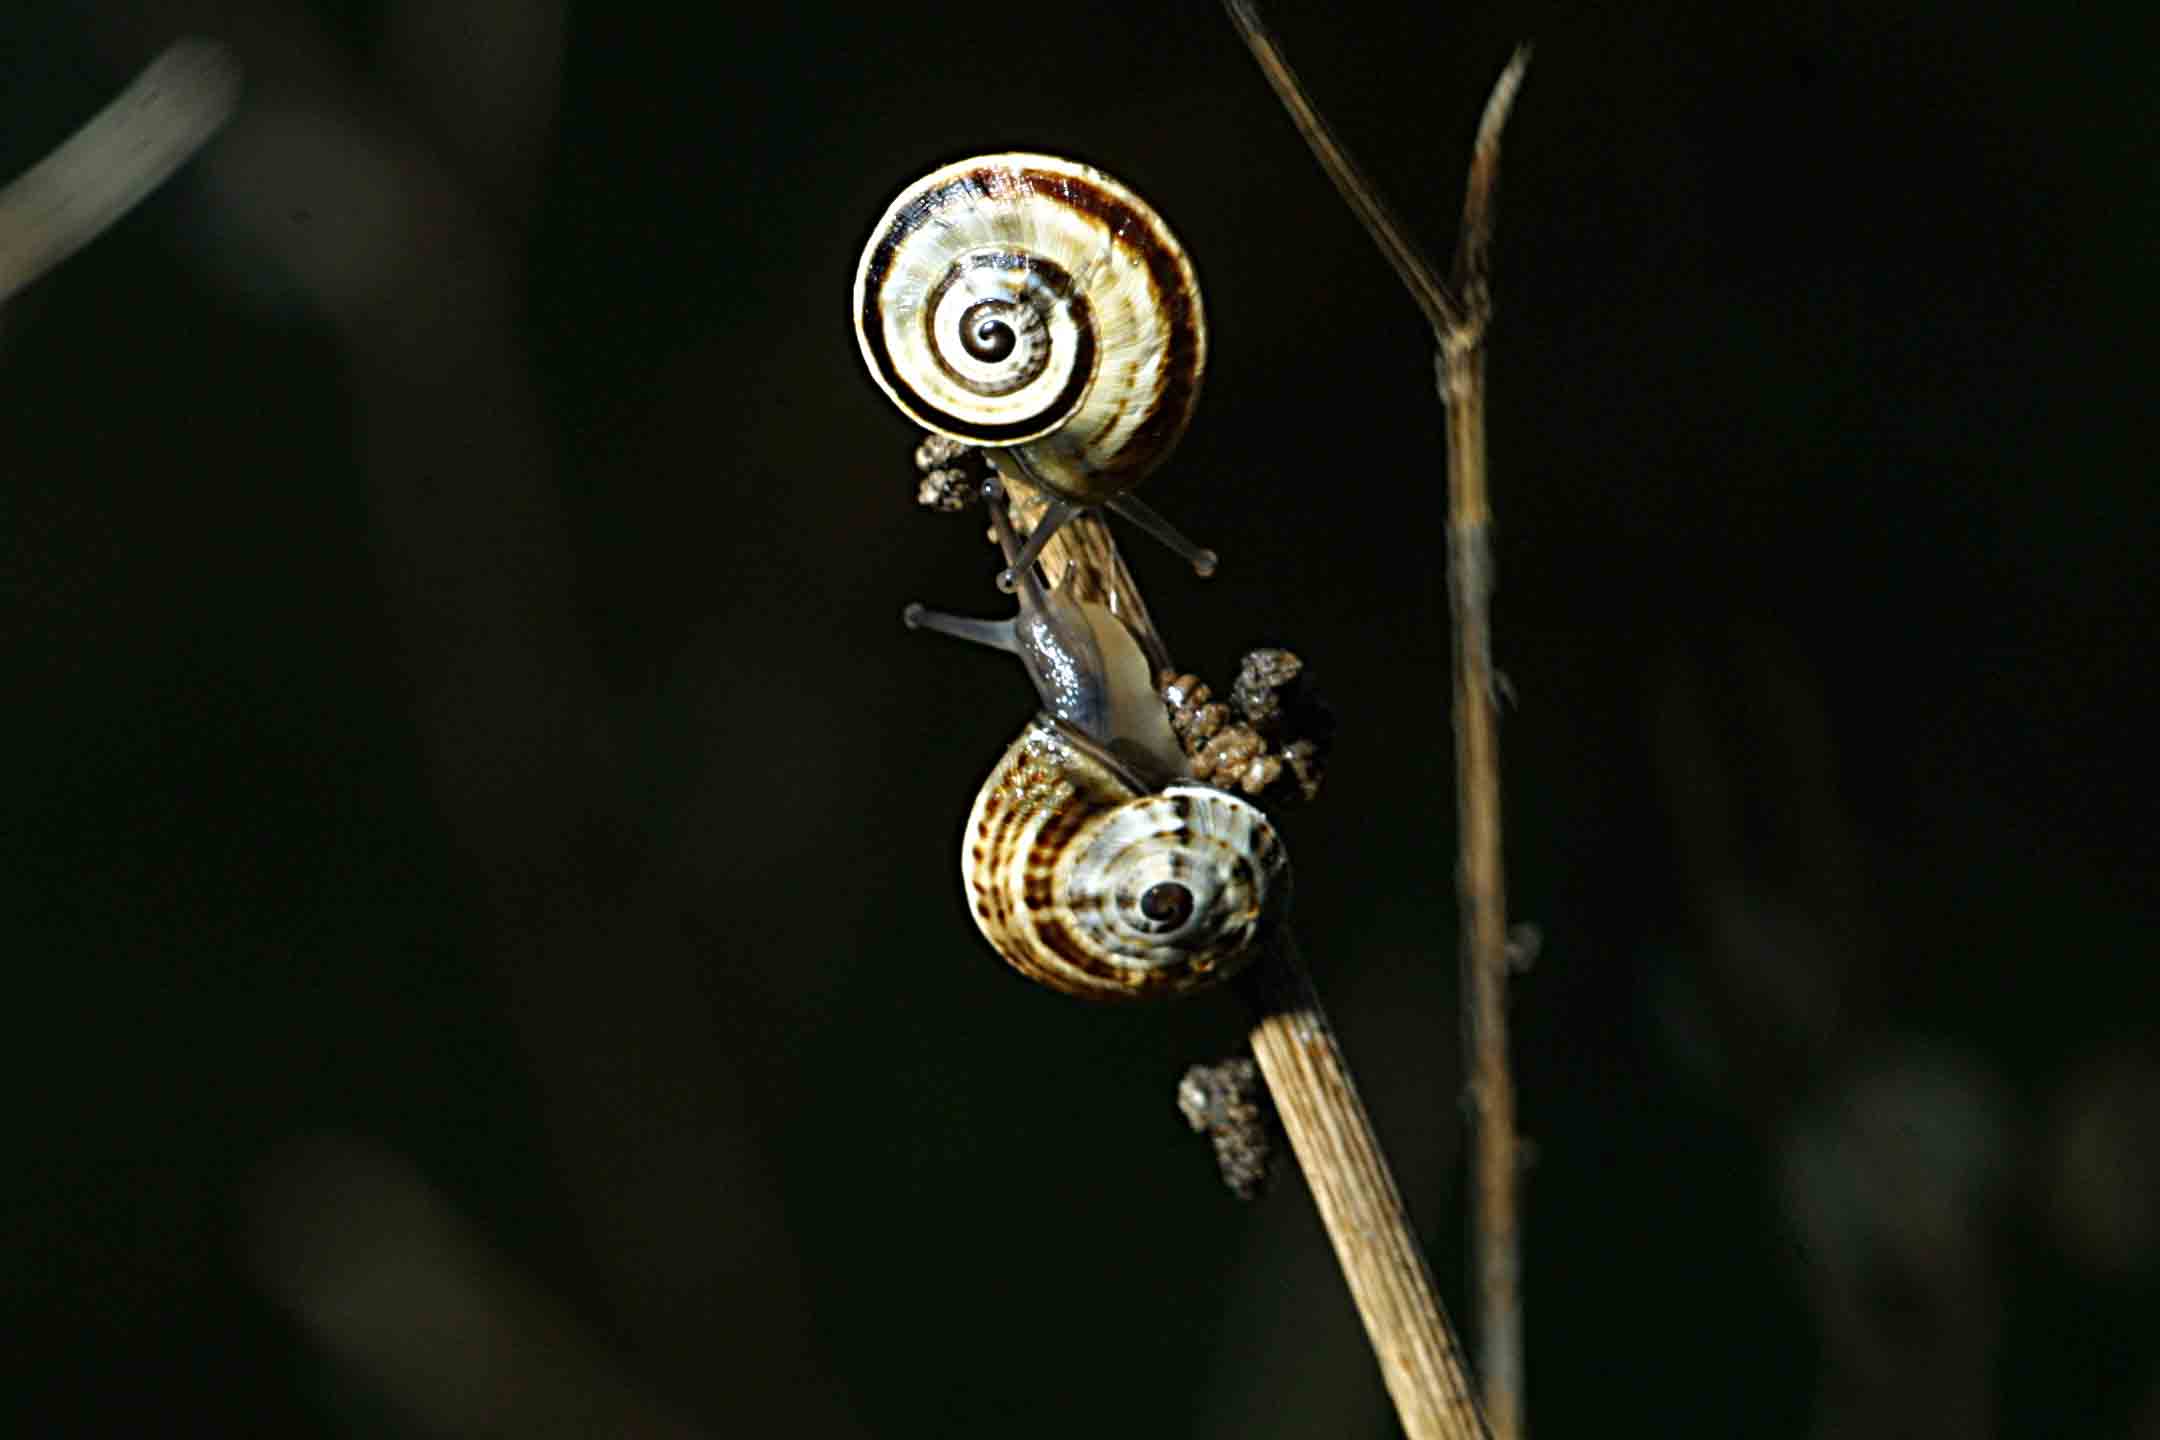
{"left": 966, "top": 712, "right": 1289, "bottom": 999}
{"left": 854, "top": 153, "right": 1219, "bottom": 588}
{"left": 905, "top": 475, "right": 1290, "bottom": 1001}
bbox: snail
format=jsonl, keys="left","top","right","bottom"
{"left": 854, "top": 153, "right": 1218, "bottom": 591}
{"left": 904, "top": 479, "right": 1290, "bottom": 1001}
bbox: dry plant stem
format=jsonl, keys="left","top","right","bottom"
{"left": 1441, "top": 66, "right": 1528, "bottom": 1440}
{"left": 0, "top": 40, "right": 239, "bottom": 306}
{"left": 1225, "top": 7, "right": 1530, "bottom": 1436}
{"left": 1011, "top": 472, "right": 1482, "bottom": 1435}
{"left": 1443, "top": 332, "right": 1523, "bottom": 1440}
{"left": 1239, "top": 935, "right": 1487, "bottom": 1440}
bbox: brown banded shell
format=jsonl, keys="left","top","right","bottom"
{"left": 964, "top": 717, "right": 1289, "bottom": 1002}
{"left": 853, "top": 154, "right": 1206, "bottom": 506}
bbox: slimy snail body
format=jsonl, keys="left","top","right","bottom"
{"left": 854, "top": 153, "right": 1218, "bottom": 586}
{"left": 912, "top": 479, "right": 1289, "bottom": 1001}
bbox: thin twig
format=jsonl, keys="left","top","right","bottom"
{"left": 1224, "top": 7, "right": 1531, "bottom": 1437}
{"left": 0, "top": 40, "right": 239, "bottom": 307}
{"left": 1221, "top": 0, "right": 1457, "bottom": 336}
{"left": 1237, "top": 937, "right": 1488, "bottom": 1440}
{"left": 1442, "top": 56, "right": 1530, "bottom": 1440}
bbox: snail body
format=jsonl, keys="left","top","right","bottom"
{"left": 908, "top": 481, "right": 1290, "bottom": 1001}
{"left": 856, "top": 154, "right": 1217, "bottom": 581}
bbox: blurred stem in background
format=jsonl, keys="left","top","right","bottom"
{"left": 0, "top": 40, "right": 237, "bottom": 306}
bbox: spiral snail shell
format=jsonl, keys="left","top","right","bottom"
{"left": 855, "top": 153, "right": 1217, "bottom": 583}
{"left": 967, "top": 716, "right": 1289, "bottom": 1001}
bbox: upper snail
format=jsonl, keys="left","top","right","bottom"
{"left": 853, "top": 154, "right": 1217, "bottom": 586}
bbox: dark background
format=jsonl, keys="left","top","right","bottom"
{"left": 5, "top": 1, "right": 2155, "bottom": 1435}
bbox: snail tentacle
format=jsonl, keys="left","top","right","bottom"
{"left": 1106, "top": 492, "right": 1218, "bottom": 579}
{"left": 901, "top": 603, "right": 1019, "bottom": 655}
{"left": 992, "top": 490, "right": 1082, "bottom": 594}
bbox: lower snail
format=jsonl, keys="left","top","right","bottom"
{"left": 854, "top": 153, "right": 1218, "bottom": 591}
{"left": 906, "top": 480, "right": 1291, "bottom": 1000}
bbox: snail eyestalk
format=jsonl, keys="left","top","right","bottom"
{"left": 1108, "top": 493, "right": 1219, "bottom": 578}
{"left": 994, "top": 493, "right": 1083, "bottom": 593}
{"left": 901, "top": 603, "right": 1019, "bottom": 654}
{"left": 989, "top": 453, "right": 1219, "bottom": 588}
